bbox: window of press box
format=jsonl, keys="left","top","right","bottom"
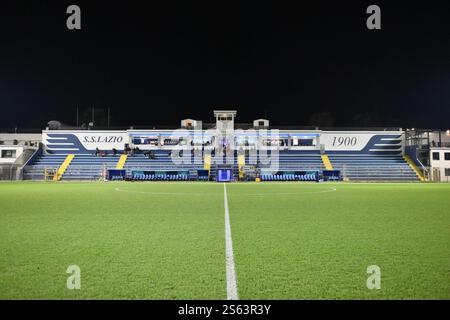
{"left": 292, "top": 138, "right": 315, "bottom": 146}
{"left": 432, "top": 152, "right": 440, "bottom": 161}
{"left": 1, "top": 150, "right": 16, "bottom": 158}
{"left": 132, "top": 137, "right": 158, "bottom": 145}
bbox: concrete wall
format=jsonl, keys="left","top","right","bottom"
{"left": 0, "top": 133, "right": 42, "bottom": 146}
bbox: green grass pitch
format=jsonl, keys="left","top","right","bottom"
{"left": 0, "top": 181, "right": 449, "bottom": 299}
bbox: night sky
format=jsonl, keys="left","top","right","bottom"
{"left": 1, "top": 1, "right": 450, "bottom": 130}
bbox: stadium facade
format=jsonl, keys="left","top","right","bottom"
{"left": 1, "top": 110, "right": 449, "bottom": 182}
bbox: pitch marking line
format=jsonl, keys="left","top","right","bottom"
{"left": 223, "top": 183, "right": 238, "bottom": 300}
{"left": 232, "top": 187, "right": 337, "bottom": 196}
{"left": 114, "top": 187, "right": 337, "bottom": 197}
{"left": 114, "top": 187, "right": 206, "bottom": 196}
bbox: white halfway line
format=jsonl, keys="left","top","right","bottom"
{"left": 223, "top": 183, "right": 238, "bottom": 300}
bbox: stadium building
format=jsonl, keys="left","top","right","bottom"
{"left": 1, "top": 110, "right": 448, "bottom": 183}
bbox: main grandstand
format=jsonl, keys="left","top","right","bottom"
{"left": 3, "top": 110, "right": 426, "bottom": 182}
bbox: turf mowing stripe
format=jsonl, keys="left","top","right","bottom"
{"left": 223, "top": 183, "right": 238, "bottom": 300}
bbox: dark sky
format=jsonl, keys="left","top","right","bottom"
{"left": 1, "top": 1, "right": 450, "bottom": 130}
